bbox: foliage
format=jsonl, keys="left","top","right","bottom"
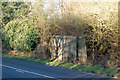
{"left": 40, "top": 1, "right": 119, "bottom": 68}
{"left": 54, "top": 2, "right": 118, "bottom": 55}
{"left": 2, "top": 19, "right": 40, "bottom": 51}
{"left": 1, "top": 1, "right": 119, "bottom": 70}
{"left": 1, "top": 2, "right": 30, "bottom": 27}
{"left": 29, "top": 2, "right": 55, "bottom": 55}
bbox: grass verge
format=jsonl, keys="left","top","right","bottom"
{"left": 2, "top": 53, "right": 119, "bottom": 78}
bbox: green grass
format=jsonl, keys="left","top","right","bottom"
{"left": 2, "top": 53, "right": 119, "bottom": 78}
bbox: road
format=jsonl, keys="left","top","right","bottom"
{"left": 1, "top": 57, "right": 112, "bottom": 79}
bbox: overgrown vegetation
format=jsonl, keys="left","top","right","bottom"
{"left": 45, "top": 2, "right": 120, "bottom": 69}
{"left": 1, "top": 1, "right": 120, "bottom": 78}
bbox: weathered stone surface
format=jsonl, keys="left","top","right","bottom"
{"left": 62, "top": 36, "right": 77, "bottom": 62}
{"left": 49, "top": 35, "right": 87, "bottom": 63}
{"left": 78, "top": 36, "right": 87, "bottom": 63}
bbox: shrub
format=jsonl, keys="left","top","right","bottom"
{"left": 1, "top": 2, "right": 30, "bottom": 28}
{"left": 2, "top": 19, "right": 40, "bottom": 51}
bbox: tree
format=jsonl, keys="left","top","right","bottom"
{"left": 1, "top": 2, "right": 30, "bottom": 27}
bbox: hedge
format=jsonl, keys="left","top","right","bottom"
{"left": 2, "top": 18, "right": 40, "bottom": 51}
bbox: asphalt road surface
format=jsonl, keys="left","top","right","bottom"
{"left": 1, "top": 57, "right": 112, "bottom": 79}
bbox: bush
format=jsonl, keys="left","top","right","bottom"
{"left": 2, "top": 19, "right": 40, "bottom": 51}
{"left": 1, "top": 2, "right": 30, "bottom": 28}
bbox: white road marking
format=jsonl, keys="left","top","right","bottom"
{"left": 0, "top": 64, "right": 54, "bottom": 78}
{"left": 16, "top": 69, "right": 25, "bottom": 73}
